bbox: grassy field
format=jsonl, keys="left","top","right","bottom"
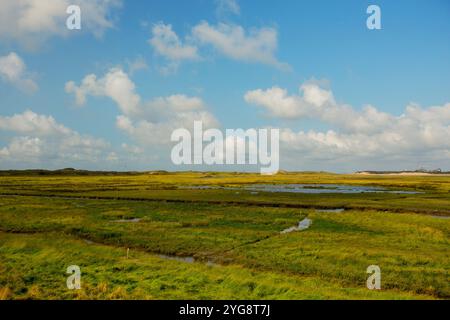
{"left": 0, "top": 171, "right": 448, "bottom": 299}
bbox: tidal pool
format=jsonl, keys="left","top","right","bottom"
{"left": 181, "top": 184, "right": 421, "bottom": 194}
{"left": 281, "top": 218, "right": 313, "bottom": 234}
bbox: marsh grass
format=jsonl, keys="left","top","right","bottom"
{"left": 0, "top": 232, "right": 436, "bottom": 300}
{"left": 0, "top": 172, "right": 448, "bottom": 299}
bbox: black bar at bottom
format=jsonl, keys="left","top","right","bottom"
{"left": 0, "top": 300, "right": 446, "bottom": 318}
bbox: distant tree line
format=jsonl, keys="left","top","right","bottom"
{"left": 0, "top": 168, "right": 170, "bottom": 176}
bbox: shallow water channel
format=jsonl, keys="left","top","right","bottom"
{"left": 181, "top": 184, "right": 421, "bottom": 194}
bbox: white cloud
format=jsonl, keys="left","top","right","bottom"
{"left": 67, "top": 68, "right": 219, "bottom": 148}
{"left": 245, "top": 82, "right": 450, "bottom": 170}
{"left": 148, "top": 20, "right": 289, "bottom": 72}
{"left": 192, "top": 22, "right": 289, "bottom": 70}
{"left": 149, "top": 22, "right": 199, "bottom": 61}
{"left": 0, "top": 52, "right": 38, "bottom": 93}
{"left": 0, "top": 110, "right": 114, "bottom": 168}
{"left": 245, "top": 83, "right": 392, "bottom": 133}
{"left": 115, "top": 92, "right": 218, "bottom": 147}
{"left": 141, "top": 94, "right": 206, "bottom": 119}
{"left": 0, "top": 110, "right": 70, "bottom": 136}
{"left": 116, "top": 109, "right": 219, "bottom": 147}
{"left": 301, "top": 83, "right": 334, "bottom": 107}
{"left": 2, "top": 136, "right": 43, "bottom": 159}
{"left": 0, "top": 0, "right": 122, "bottom": 48}
{"left": 65, "top": 68, "right": 141, "bottom": 115}
{"left": 279, "top": 120, "right": 450, "bottom": 171}
{"left": 244, "top": 87, "right": 308, "bottom": 119}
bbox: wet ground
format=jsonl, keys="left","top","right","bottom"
{"left": 181, "top": 184, "right": 421, "bottom": 194}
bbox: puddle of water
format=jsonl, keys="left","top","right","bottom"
{"left": 158, "top": 254, "right": 194, "bottom": 263}
{"left": 156, "top": 254, "right": 218, "bottom": 266}
{"left": 316, "top": 208, "right": 345, "bottom": 213}
{"left": 113, "top": 218, "right": 141, "bottom": 223}
{"left": 298, "top": 218, "right": 312, "bottom": 230}
{"left": 181, "top": 184, "right": 420, "bottom": 194}
{"left": 79, "top": 237, "right": 218, "bottom": 266}
{"left": 281, "top": 218, "right": 312, "bottom": 233}
{"left": 280, "top": 226, "right": 298, "bottom": 234}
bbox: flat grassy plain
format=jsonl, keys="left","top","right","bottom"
{"left": 0, "top": 172, "right": 448, "bottom": 299}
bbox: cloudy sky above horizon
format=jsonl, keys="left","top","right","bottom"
{"left": 0, "top": 0, "right": 449, "bottom": 173}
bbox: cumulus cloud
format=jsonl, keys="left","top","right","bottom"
{"left": 192, "top": 22, "right": 289, "bottom": 70}
{"left": 141, "top": 94, "right": 206, "bottom": 119}
{"left": 0, "top": 0, "right": 122, "bottom": 48}
{"left": 148, "top": 22, "right": 199, "bottom": 74}
{"left": 0, "top": 110, "right": 70, "bottom": 136}
{"left": 0, "top": 110, "right": 114, "bottom": 168}
{"left": 149, "top": 22, "right": 199, "bottom": 61}
{"left": 245, "top": 82, "right": 393, "bottom": 133}
{"left": 0, "top": 52, "right": 38, "bottom": 93}
{"left": 279, "top": 119, "right": 450, "bottom": 171}
{"left": 116, "top": 110, "right": 218, "bottom": 147}
{"left": 148, "top": 20, "right": 288, "bottom": 72}
{"left": 67, "top": 68, "right": 219, "bottom": 149}
{"left": 115, "top": 92, "right": 219, "bottom": 147}
{"left": 245, "top": 82, "right": 450, "bottom": 170}
{"left": 65, "top": 68, "right": 141, "bottom": 115}
{"left": 245, "top": 87, "right": 309, "bottom": 119}
{"left": 2, "top": 136, "right": 43, "bottom": 160}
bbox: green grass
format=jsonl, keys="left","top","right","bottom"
{"left": 1, "top": 232, "right": 432, "bottom": 300}
{"left": 0, "top": 172, "right": 448, "bottom": 299}
{"left": 1, "top": 172, "right": 449, "bottom": 213}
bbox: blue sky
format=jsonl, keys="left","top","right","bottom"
{"left": 0, "top": 0, "right": 449, "bottom": 172}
